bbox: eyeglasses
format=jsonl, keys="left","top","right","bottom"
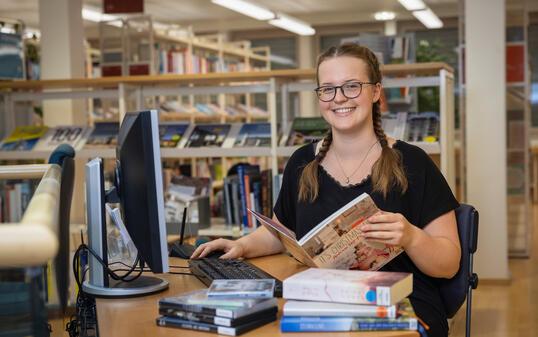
{"left": 314, "top": 81, "right": 377, "bottom": 102}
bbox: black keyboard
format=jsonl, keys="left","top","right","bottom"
{"left": 188, "top": 258, "right": 283, "bottom": 297}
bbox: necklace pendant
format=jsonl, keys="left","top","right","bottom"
{"left": 345, "top": 177, "right": 350, "bottom": 184}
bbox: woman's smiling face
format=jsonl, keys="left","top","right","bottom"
{"left": 317, "top": 56, "right": 381, "bottom": 135}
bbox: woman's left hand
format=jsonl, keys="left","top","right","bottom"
{"left": 360, "top": 212, "right": 418, "bottom": 249}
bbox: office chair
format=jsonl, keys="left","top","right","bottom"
{"left": 49, "top": 144, "right": 76, "bottom": 313}
{"left": 439, "top": 204, "right": 479, "bottom": 337}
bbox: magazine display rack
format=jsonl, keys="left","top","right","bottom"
{"left": 0, "top": 63, "right": 455, "bottom": 190}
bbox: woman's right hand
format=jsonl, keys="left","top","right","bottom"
{"left": 190, "top": 238, "right": 245, "bottom": 259}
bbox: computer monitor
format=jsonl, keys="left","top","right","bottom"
{"left": 83, "top": 109, "right": 169, "bottom": 297}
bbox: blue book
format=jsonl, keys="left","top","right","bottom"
{"left": 280, "top": 316, "right": 418, "bottom": 332}
{"left": 236, "top": 165, "right": 249, "bottom": 230}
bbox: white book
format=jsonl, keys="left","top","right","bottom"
{"left": 283, "top": 300, "right": 398, "bottom": 318}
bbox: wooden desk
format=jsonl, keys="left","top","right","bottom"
{"left": 95, "top": 254, "right": 419, "bottom": 337}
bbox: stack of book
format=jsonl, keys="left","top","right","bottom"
{"left": 156, "top": 280, "right": 278, "bottom": 336}
{"left": 280, "top": 268, "right": 419, "bottom": 332}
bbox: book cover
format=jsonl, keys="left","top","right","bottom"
{"left": 158, "top": 289, "right": 278, "bottom": 319}
{"left": 156, "top": 313, "right": 276, "bottom": 336}
{"left": 83, "top": 122, "right": 119, "bottom": 149}
{"left": 280, "top": 298, "right": 417, "bottom": 332}
{"left": 282, "top": 268, "right": 412, "bottom": 306}
{"left": 283, "top": 300, "right": 398, "bottom": 318}
{"left": 0, "top": 126, "right": 48, "bottom": 151}
{"left": 159, "top": 123, "right": 189, "bottom": 148}
{"left": 248, "top": 192, "right": 403, "bottom": 270}
{"left": 184, "top": 124, "right": 231, "bottom": 148}
{"left": 207, "top": 279, "right": 275, "bottom": 298}
{"left": 233, "top": 123, "right": 271, "bottom": 147}
{"left": 33, "top": 125, "right": 92, "bottom": 151}
{"left": 159, "top": 306, "right": 278, "bottom": 327}
{"left": 284, "top": 117, "right": 329, "bottom": 146}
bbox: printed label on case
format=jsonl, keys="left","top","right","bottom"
{"left": 215, "top": 309, "right": 233, "bottom": 318}
{"left": 218, "top": 326, "right": 235, "bottom": 335}
{"left": 214, "top": 316, "right": 232, "bottom": 326}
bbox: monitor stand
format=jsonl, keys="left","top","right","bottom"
{"left": 169, "top": 206, "right": 196, "bottom": 259}
{"left": 82, "top": 158, "right": 168, "bottom": 298}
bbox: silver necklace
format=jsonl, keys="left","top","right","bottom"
{"left": 333, "top": 140, "right": 379, "bottom": 184}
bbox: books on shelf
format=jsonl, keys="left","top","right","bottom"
{"left": 207, "top": 279, "right": 275, "bottom": 298}
{"left": 283, "top": 299, "right": 398, "bottom": 318}
{"left": 184, "top": 124, "right": 232, "bottom": 148}
{"left": 248, "top": 192, "right": 402, "bottom": 270}
{"left": 280, "top": 298, "right": 418, "bottom": 332}
{"left": 283, "top": 268, "right": 412, "bottom": 306}
{"left": 381, "top": 112, "right": 408, "bottom": 141}
{"left": 159, "top": 123, "right": 190, "bottom": 148}
{"left": 33, "top": 125, "right": 92, "bottom": 151}
{"left": 405, "top": 112, "right": 439, "bottom": 143}
{"left": 0, "top": 126, "right": 48, "bottom": 151}
{"left": 83, "top": 122, "right": 119, "bottom": 149}
{"left": 281, "top": 117, "right": 330, "bottom": 146}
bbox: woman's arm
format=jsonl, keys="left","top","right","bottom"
{"left": 190, "top": 215, "right": 286, "bottom": 259}
{"left": 360, "top": 210, "right": 461, "bottom": 278}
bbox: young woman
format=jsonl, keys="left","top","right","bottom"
{"left": 191, "top": 43, "right": 461, "bottom": 337}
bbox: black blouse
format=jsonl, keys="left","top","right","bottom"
{"left": 274, "top": 140, "right": 459, "bottom": 336}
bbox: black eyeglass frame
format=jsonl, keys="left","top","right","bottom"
{"left": 314, "top": 81, "right": 378, "bottom": 102}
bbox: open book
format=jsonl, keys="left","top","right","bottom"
{"left": 248, "top": 193, "right": 402, "bottom": 270}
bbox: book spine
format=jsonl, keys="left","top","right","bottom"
{"left": 236, "top": 166, "right": 249, "bottom": 230}
{"left": 244, "top": 175, "right": 253, "bottom": 228}
{"left": 231, "top": 181, "right": 242, "bottom": 227}
{"left": 280, "top": 316, "right": 417, "bottom": 332}
{"left": 223, "top": 178, "right": 234, "bottom": 225}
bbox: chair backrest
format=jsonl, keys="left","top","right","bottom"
{"left": 49, "top": 145, "right": 75, "bottom": 313}
{"left": 439, "top": 204, "right": 479, "bottom": 318}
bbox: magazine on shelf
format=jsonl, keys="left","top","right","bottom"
{"left": 159, "top": 123, "right": 190, "bottom": 148}
{"left": 33, "top": 125, "right": 92, "bottom": 151}
{"left": 184, "top": 123, "right": 232, "bottom": 148}
{"left": 231, "top": 123, "right": 271, "bottom": 147}
{"left": 281, "top": 117, "right": 329, "bottom": 146}
{"left": 248, "top": 192, "right": 403, "bottom": 270}
{"left": 282, "top": 268, "right": 412, "bottom": 306}
{"left": 83, "top": 122, "right": 119, "bottom": 149}
{"left": 0, "top": 126, "right": 48, "bottom": 151}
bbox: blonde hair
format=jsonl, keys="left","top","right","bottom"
{"left": 298, "top": 43, "right": 408, "bottom": 202}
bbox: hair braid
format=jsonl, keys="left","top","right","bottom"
{"left": 298, "top": 130, "right": 332, "bottom": 202}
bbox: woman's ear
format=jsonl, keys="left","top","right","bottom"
{"left": 373, "top": 82, "right": 382, "bottom": 103}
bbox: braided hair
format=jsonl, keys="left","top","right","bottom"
{"left": 298, "top": 43, "right": 408, "bottom": 202}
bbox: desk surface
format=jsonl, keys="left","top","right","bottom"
{"left": 96, "top": 254, "right": 419, "bottom": 337}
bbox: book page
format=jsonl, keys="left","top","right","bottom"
{"left": 300, "top": 194, "right": 403, "bottom": 270}
{"left": 248, "top": 209, "right": 317, "bottom": 267}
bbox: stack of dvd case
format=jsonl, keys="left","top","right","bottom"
{"left": 156, "top": 287, "right": 278, "bottom": 336}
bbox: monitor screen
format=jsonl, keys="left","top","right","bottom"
{"left": 116, "top": 109, "right": 169, "bottom": 273}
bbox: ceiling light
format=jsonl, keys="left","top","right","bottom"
{"left": 412, "top": 8, "right": 443, "bottom": 29}
{"left": 211, "top": 0, "right": 275, "bottom": 21}
{"left": 374, "top": 11, "right": 396, "bottom": 21}
{"left": 397, "top": 0, "right": 426, "bottom": 11}
{"left": 269, "top": 13, "right": 315, "bottom": 36}
{"left": 82, "top": 8, "right": 119, "bottom": 22}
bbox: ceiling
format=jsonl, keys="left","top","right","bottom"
{"left": 1, "top": 0, "right": 536, "bottom": 35}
